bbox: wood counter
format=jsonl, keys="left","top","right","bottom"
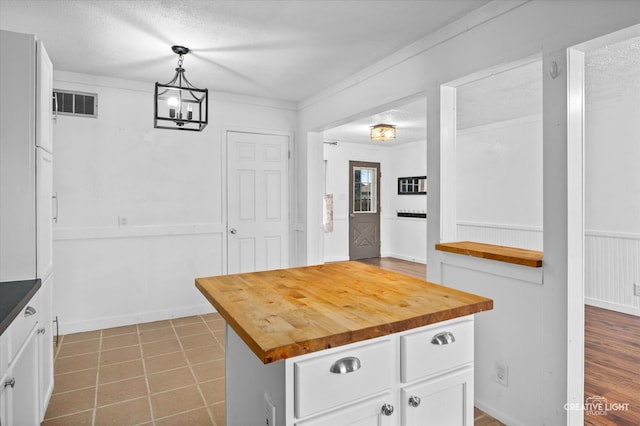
{"left": 436, "top": 241, "right": 543, "bottom": 267}
{"left": 196, "top": 261, "right": 493, "bottom": 363}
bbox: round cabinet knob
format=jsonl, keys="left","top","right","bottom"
{"left": 229, "top": 228, "right": 237, "bottom": 234}
{"left": 380, "top": 403, "right": 394, "bottom": 416}
{"left": 408, "top": 395, "right": 421, "bottom": 408}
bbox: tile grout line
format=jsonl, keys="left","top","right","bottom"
{"left": 138, "top": 323, "right": 157, "bottom": 425}
{"left": 173, "top": 316, "right": 218, "bottom": 425}
{"left": 200, "top": 315, "right": 221, "bottom": 426}
{"left": 92, "top": 330, "right": 102, "bottom": 426}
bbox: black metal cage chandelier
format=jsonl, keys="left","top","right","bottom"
{"left": 154, "top": 45, "right": 208, "bottom": 131}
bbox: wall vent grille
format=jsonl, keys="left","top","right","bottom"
{"left": 53, "top": 90, "right": 98, "bottom": 118}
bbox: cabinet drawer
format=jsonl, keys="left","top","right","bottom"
{"left": 294, "top": 339, "right": 393, "bottom": 418}
{"left": 401, "top": 318, "right": 473, "bottom": 383}
{"left": 9, "top": 291, "right": 41, "bottom": 361}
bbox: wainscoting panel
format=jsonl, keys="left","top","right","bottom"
{"left": 456, "top": 221, "right": 543, "bottom": 251}
{"left": 585, "top": 231, "right": 640, "bottom": 316}
{"left": 53, "top": 226, "right": 225, "bottom": 334}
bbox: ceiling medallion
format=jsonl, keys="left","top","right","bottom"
{"left": 370, "top": 124, "right": 396, "bottom": 141}
{"left": 154, "top": 45, "right": 208, "bottom": 131}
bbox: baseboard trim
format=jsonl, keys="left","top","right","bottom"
{"left": 474, "top": 398, "right": 524, "bottom": 426}
{"left": 384, "top": 253, "right": 426, "bottom": 265}
{"left": 323, "top": 255, "right": 350, "bottom": 263}
{"left": 585, "top": 298, "right": 640, "bottom": 317}
{"left": 58, "top": 304, "right": 216, "bottom": 335}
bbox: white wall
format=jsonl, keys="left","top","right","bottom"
{"left": 456, "top": 115, "right": 543, "bottom": 250}
{"left": 322, "top": 140, "right": 426, "bottom": 263}
{"left": 585, "top": 92, "right": 640, "bottom": 315}
{"left": 385, "top": 140, "right": 427, "bottom": 263}
{"left": 297, "top": 1, "right": 640, "bottom": 425}
{"left": 52, "top": 71, "right": 297, "bottom": 333}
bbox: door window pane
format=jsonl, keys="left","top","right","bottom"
{"left": 353, "top": 167, "right": 377, "bottom": 213}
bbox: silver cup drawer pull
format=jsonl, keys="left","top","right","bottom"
{"left": 329, "top": 356, "right": 361, "bottom": 374}
{"left": 431, "top": 331, "right": 455, "bottom": 345}
{"left": 24, "top": 306, "right": 37, "bottom": 317}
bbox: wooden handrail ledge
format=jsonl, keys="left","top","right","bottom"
{"left": 436, "top": 241, "right": 543, "bottom": 268}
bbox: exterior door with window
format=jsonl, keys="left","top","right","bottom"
{"left": 349, "top": 161, "right": 381, "bottom": 260}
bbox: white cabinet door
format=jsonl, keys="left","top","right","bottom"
{"left": 36, "top": 40, "right": 53, "bottom": 154}
{"left": 0, "top": 372, "right": 8, "bottom": 426}
{"left": 296, "top": 394, "right": 396, "bottom": 426}
{"left": 37, "top": 149, "right": 54, "bottom": 279}
{"left": 8, "top": 326, "right": 40, "bottom": 426}
{"left": 0, "top": 30, "right": 38, "bottom": 281}
{"left": 400, "top": 367, "right": 474, "bottom": 426}
{"left": 38, "top": 274, "right": 54, "bottom": 421}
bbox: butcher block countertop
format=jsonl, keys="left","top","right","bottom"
{"left": 436, "top": 241, "right": 543, "bottom": 267}
{"left": 196, "top": 261, "right": 493, "bottom": 364}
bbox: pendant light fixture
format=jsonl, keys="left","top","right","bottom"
{"left": 370, "top": 124, "right": 396, "bottom": 141}
{"left": 154, "top": 45, "right": 208, "bottom": 131}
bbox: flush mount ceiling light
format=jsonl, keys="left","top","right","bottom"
{"left": 370, "top": 124, "right": 396, "bottom": 141}
{"left": 154, "top": 45, "right": 208, "bottom": 131}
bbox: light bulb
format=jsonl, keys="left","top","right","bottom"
{"left": 167, "top": 97, "right": 179, "bottom": 118}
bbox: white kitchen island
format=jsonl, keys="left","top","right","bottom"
{"left": 196, "top": 261, "right": 493, "bottom": 426}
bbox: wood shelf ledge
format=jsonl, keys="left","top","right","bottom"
{"left": 436, "top": 241, "right": 543, "bottom": 268}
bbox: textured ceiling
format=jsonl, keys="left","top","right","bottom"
{"left": 323, "top": 98, "right": 427, "bottom": 145}
{"left": 456, "top": 59, "right": 542, "bottom": 130}
{"left": 0, "top": 0, "right": 491, "bottom": 102}
{"left": 585, "top": 36, "right": 640, "bottom": 103}
{"left": 2, "top": 1, "right": 636, "bottom": 145}
{"left": 324, "top": 35, "right": 639, "bottom": 145}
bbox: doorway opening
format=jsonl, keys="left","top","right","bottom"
{"left": 320, "top": 97, "right": 428, "bottom": 267}
{"left": 567, "top": 24, "right": 639, "bottom": 425}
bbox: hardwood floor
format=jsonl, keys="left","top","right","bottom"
{"left": 584, "top": 305, "right": 640, "bottom": 426}
{"left": 357, "top": 256, "right": 426, "bottom": 278}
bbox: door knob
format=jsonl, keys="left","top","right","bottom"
{"left": 380, "top": 403, "right": 394, "bottom": 416}
{"left": 229, "top": 228, "right": 237, "bottom": 234}
{"left": 408, "top": 395, "right": 421, "bottom": 408}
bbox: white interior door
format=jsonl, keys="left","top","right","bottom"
{"left": 227, "top": 131, "right": 289, "bottom": 274}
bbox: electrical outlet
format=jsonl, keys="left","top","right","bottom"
{"left": 495, "top": 361, "right": 509, "bottom": 387}
{"left": 118, "top": 216, "right": 128, "bottom": 227}
{"left": 634, "top": 283, "right": 640, "bottom": 297}
{"left": 264, "top": 394, "right": 276, "bottom": 426}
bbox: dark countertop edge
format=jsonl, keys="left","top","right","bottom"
{"left": 0, "top": 279, "right": 41, "bottom": 336}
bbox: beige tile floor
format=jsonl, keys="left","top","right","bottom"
{"left": 44, "top": 311, "right": 503, "bottom": 426}
{"left": 43, "top": 313, "right": 226, "bottom": 425}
